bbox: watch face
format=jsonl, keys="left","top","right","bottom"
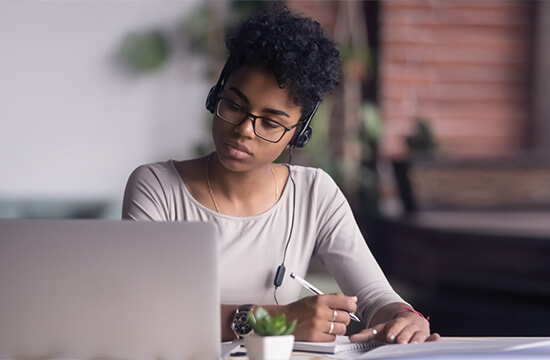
{"left": 233, "top": 311, "right": 252, "bottom": 335}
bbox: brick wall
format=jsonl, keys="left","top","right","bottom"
{"left": 378, "top": 0, "right": 536, "bottom": 158}
{"left": 285, "top": 0, "right": 538, "bottom": 159}
{"left": 284, "top": 1, "right": 340, "bottom": 35}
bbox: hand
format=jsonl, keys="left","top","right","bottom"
{"left": 282, "top": 293, "right": 357, "bottom": 342}
{"left": 349, "top": 310, "right": 440, "bottom": 344}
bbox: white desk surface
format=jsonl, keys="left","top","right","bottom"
{"left": 227, "top": 337, "right": 550, "bottom": 360}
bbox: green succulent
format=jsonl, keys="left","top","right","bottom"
{"left": 248, "top": 307, "right": 296, "bottom": 336}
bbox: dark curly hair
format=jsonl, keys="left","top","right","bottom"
{"left": 224, "top": 5, "right": 341, "bottom": 117}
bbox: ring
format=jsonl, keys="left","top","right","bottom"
{"left": 328, "top": 321, "right": 334, "bottom": 334}
{"left": 372, "top": 329, "right": 378, "bottom": 336}
{"left": 332, "top": 309, "right": 338, "bottom": 321}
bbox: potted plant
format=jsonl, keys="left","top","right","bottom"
{"left": 244, "top": 307, "right": 297, "bottom": 360}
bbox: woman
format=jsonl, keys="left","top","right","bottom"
{"left": 122, "top": 5, "right": 439, "bottom": 344}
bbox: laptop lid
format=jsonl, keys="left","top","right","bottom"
{"left": 0, "top": 219, "right": 221, "bottom": 360}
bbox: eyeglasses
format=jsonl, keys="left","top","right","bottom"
{"left": 215, "top": 97, "right": 299, "bottom": 143}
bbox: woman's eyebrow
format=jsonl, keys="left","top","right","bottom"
{"left": 264, "top": 108, "right": 290, "bottom": 118}
{"left": 230, "top": 87, "right": 249, "bottom": 103}
{"left": 229, "top": 86, "right": 290, "bottom": 118}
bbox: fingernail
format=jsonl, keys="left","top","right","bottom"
{"left": 389, "top": 334, "right": 396, "bottom": 341}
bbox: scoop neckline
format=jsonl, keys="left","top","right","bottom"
{"left": 168, "top": 160, "right": 293, "bottom": 221}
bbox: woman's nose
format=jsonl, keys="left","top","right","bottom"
{"left": 234, "top": 116, "right": 256, "bottom": 139}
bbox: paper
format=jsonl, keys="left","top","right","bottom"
{"left": 293, "top": 335, "right": 384, "bottom": 354}
{"left": 221, "top": 341, "right": 241, "bottom": 359}
{"left": 336, "top": 338, "right": 550, "bottom": 359}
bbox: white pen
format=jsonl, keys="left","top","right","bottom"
{"left": 290, "top": 272, "right": 361, "bottom": 322}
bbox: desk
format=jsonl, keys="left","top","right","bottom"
{"left": 227, "top": 337, "right": 550, "bottom": 359}
{"left": 382, "top": 211, "right": 550, "bottom": 336}
{"left": 228, "top": 351, "right": 326, "bottom": 360}
{"left": 387, "top": 211, "right": 550, "bottom": 238}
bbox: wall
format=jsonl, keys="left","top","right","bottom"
{"left": 0, "top": 1, "right": 211, "bottom": 216}
{"left": 532, "top": 1, "right": 550, "bottom": 150}
{"left": 378, "top": 0, "right": 535, "bottom": 158}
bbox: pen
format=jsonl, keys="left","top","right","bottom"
{"left": 290, "top": 272, "right": 361, "bottom": 322}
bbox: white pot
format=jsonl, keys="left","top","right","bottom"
{"left": 244, "top": 334, "right": 295, "bottom": 360}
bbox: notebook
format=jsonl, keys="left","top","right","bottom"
{"left": 358, "top": 337, "right": 550, "bottom": 359}
{"left": 293, "top": 335, "right": 385, "bottom": 354}
{"left": 0, "top": 219, "right": 222, "bottom": 360}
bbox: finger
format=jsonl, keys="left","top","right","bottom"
{"left": 294, "top": 319, "right": 337, "bottom": 342}
{"left": 384, "top": 317, "right": 409, "bottom": 343}
{"left": 330, "top": 309, "right": 351, "bottom": 326}
{"left": 332, "top": 321, "right": 347, "bottom": 336}
{"left": 349, "top": 326, "right": 381, "bottom": 343}
{"left": 409, "top": 330, "right": 429, "bottom": 344}
{"left": 326, "top": 319, "right": 347, "bottom": 336}
{"left": 297, "top": 322, "right": 336, "bottom": 342}
{"left": 322, "top": 293, "right": 357, "bottom": 314}
{"left": 316, "top": 333, "right": 337, "bottom": 342}
{"left": 328, "top": 321, "right": 335, "bottom": 335}
{"left": 395, "top": 323, "right": 425, "bottom": 344}
{"left": 427, "top": 333, "right": 441, "bottom": 342}
{"left": 304, "top": 318, "right": 337, "bottom": 342}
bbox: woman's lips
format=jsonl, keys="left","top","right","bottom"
{"left": 226, "top": 142, "right": 252, "bottom": 159}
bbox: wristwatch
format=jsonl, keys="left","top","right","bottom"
{"left": 231, "top": 304, "right": 254, "bottom": 338}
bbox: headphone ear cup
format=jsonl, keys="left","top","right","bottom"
{"left": 290, "top": 101, "right": 318, "bottom": 148}
{"left": 205, "top": 85, "right": 218, "bottom": 114}
{"left": 294, "top": 126, "right": 312, "bottom": 148}
{"left": 289, "top": 122, "right": 303, "bottom": 148}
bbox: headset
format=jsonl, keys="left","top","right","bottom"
{"left": 205, "top": 63, "right": 319, "bottom": 149}
{"left": 205, "top": 63, "right": 319, "bottom": 304}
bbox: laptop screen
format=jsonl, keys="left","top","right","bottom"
{"left": 0, "top": 219, "right": 220, "bottom": 360}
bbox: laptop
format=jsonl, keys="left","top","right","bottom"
{"left": 0, "top": 219, "right": 224, "bottom": 360}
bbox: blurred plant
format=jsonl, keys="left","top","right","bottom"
{"left": 330, "top": 1, "right": 373, "bottom": 200}
{"left": 406, "top": 117, "right": 437, "bottom": 157}
{"left": 361, "top": 102, "right": 382, "bottom": 159}
{"left": 287, "top": 100, "right": 334, "bottom": 169}
{"left": 248, "top": 307, "right": 296, "bottom": 336}
{"left": 116, "top": 1, "right": 278, "bottom": 154}
{"left": 295, "top": 1, "right": 382, "bottom": 216}
{"left": 119, "top": 30, "right": 170, "bottom": 72}
{"left": 357, "top": 102, "right": 383, "bottom": 218}
{"left": 179, "top": 5, "right": 217, "bottom": 56}
{"left": 178, "top": 1, "right": 278, "bottom": 156}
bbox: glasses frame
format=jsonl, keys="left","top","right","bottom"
{"left": 215, "top": 97, "right": 299, "bottom": 143}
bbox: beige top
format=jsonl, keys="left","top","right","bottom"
{"left": 122, "top": 160, "right": 406, "bottom": 326}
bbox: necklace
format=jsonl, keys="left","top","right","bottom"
{"left": 205, "top": 153, "right": 278, "bottom": 214}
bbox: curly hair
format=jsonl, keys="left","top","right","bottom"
{"left": 224, "top": 5, "right": 341, "bottom": 116}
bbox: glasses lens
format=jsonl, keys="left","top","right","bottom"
{"left": 256, "top": 118, "right": 286, "bottom": 142}
{"left": 216, "top": 98, "right": 287, "bottom": 143}
{"left": 217, "top": 99, "right": 245, "bottom": 125}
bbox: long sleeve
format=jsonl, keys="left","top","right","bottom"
{"left": 120, "top": 161, "right": 407, "bottom": 319}
{"left": 311, "top": 170, "right": 407, "bottom": 327}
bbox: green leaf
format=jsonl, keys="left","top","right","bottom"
{"left": 248, "top": 307, "right": 296, "bottom": 336}
{"left": 281, "top": 320, "right": 297, "bottom": 335}
{"left": 119, "top": 30, "right": 169, "bottom": 72}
